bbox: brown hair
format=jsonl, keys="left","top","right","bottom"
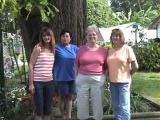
{"left": 39, "top": 27, "right": 55, "bottom": 53}
{"left": 110, "top": 28, "right": 125, "bottom": 46}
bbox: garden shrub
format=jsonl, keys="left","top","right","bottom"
{"left": 18, "top": 53, "right": 27, "bottom": 62}
{"left": 133, "top": 39, "right": 160, "bottom": 72}
{"left": 130, "top": 93, "right": 156, "bottom": 113}
{"left": 103, "top": 84, "right": 157, "bottom": 115}
{"left": 0, "top": 86, "right": 33, "bottom": 120}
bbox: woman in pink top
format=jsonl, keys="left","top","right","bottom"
{"left": 107, "top": 29, "right": 139, "bottom": 120}
{"left": 29, "top": 27, "right": 55, "bottom": 120}
{"left": 76, "top": 25, "right": 107, "bottom": 120}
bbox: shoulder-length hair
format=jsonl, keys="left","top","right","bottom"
{"left": 110, "top": 28, "right": 125, "bottom": 46}
{"left": 39, "top": 27, "right": 55, "bottom": 53}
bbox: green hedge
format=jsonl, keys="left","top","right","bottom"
{"left": 133, "top": 39, "right": 160, "bottom": 72}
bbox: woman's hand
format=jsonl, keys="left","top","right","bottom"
{"left": 29, "top": 84, "right": 35, "bottom": 95}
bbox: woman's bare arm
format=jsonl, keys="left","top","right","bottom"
{"left": 130, "top": 60, "right": 139, "bottom": 75}
{"left": 28, "top": 46, "right": 40, "bottom": 94}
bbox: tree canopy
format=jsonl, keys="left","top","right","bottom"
{"left": 0, "top": 0, "right": 58, "bottom": 31}
{"left": 87, "top": 0, "right": 117, "bottom": 27}
{"left": 110, "top": 0, "right": 160, "bottom": 16}
{"left": 109, "top": 0, "right": 160, "bottom": 26}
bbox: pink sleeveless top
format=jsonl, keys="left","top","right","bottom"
{"left": 33, "top": 52, "right": 54, "bottom": 82}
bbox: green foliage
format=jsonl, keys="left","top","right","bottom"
{"left": 0, "top": 85, "right": 30, "bottom": 119}
{"left": 132, "top": 72, "right": 160, "bottom": 100}
{"left": 18, "top": 0, "right": 59, "bottom": 22}
{"left": 112, "top": 10, "right": 131, "bottom": 25}
{"left": 110, "top": 0, "right": 160, "bottom": 16}
{"left": 0, "top": 0, "right": 59, "bottom": 31}
{"left": 133, "top": 39, "right": 160, "bottom": 71}
{"left": 103, "top": 81, "right": 112, "bottom": 115}
{"left": 100, "top": 42, "right": 112, "bottom": 49}
{"left": 131, "top": 93, "right": 157, "bottom": 113}
{"left": 131, "top": 7, "right": 158, "bottom": 27}
{"left": 103, "top": 79, "right": 158, "bottom": 115}
{"left": 87, "top": 0, "right": 117, "bottom": 27}
{"left": 19, "top": 53, "right": 27, "bottom": 62}
{"left": 110, "top": 0, "right": 160, "bottom": 27}
{"left": 13, "top": 65, "right": 28, "bottom": 79}
{"left": 111, "top": 6, "right": 158, "bottom": 27}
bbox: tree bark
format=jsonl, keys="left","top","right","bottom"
{"left": 50, "top": 0, "right": 87, "bottom": 45}
{"left": 0, "top": 28, "right": 5, "bottom": 99}
{"left": 18, "top": 6, "right": 42, "bottom": 62}
{"left": 18, "top": 0, "right": 86, "bottom": 62}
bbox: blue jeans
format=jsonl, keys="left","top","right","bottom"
{"left": 110, "top": 82, "right": 131, "bottom": 120}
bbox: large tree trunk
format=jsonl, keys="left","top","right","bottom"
{"left": 50, "top": 0, "right": 87, "bottom": 45}
{"left": 18, "top": 0, "right": 87, "bottom": 62}
{"left": 18, "top": 7, "right": 42, "bottom": 62}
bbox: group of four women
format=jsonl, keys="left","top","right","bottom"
{"left": 28, "top": 25, "right": 139, "bottom": 120}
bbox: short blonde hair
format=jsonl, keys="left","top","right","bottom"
{"left": 85, "top": 25, "right": 98, "bottom": 36}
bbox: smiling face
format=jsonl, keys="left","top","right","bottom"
{"left": 85, "top": 25, "right": 99, "bottom": 45}
{"left": 86, "top": 30, "right": 98, "bottom": 44}
{"left": 111, "top": 34, "right": 122, "bottom": 47}
{"left": 42, "top": 33, "right": 51, "bottom": 44}
{"left": 39, "top": 27, "right": 55, "bottom": 52}
{"left": 60, "top": 32, "right": 71, "bottom": 45}
{"left": 110, "top": 29, "right": 125, "bottom": 48}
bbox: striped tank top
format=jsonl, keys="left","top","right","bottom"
{"left": 33, "top": 52, "right": 54, "bottom": 82}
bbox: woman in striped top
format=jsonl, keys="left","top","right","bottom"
{"left": 29, "top": 27, "right": 55, "bottom": 120}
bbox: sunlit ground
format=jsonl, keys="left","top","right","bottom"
{"left": 132, "top": 72, "right": 160, "bottom": 103}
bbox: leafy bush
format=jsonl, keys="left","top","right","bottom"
{"left": 133, "top": 39, "right": 160, "bottom": 72}
{"left": 103, "top": 81, "right": 112, "bottom": 115}
{"left": 13, "top": 65, "right": 28, "bottom": 78}
{"left": 103, "top": 83, "right": 159, "bottom": 115}
{"left": 18, "top": 53, "right": 27, "bottom": 62}
{"left": 130, "top": 93, "right": 157, "bottom": 113}
{"left": 0, "top": 86, "right": 33, "bottom": 120}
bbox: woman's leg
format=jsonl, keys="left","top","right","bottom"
{"left": 34, "top": 82, "right": 44, "bottom": 120}
{"left": 66, "top": 80, "right": 76, "bottom": 119}
{"left": 66, "top": 95, "right": 73, "bottom": 119}
{"left": 35, "top": 116, "right": 42, "bottom": 120}
{"left": 43, "top": 81, "right": 54, "bottom": 120}
{"left": 59, "top": 96, "right": 67, "bottom": 119}
{"left": 76, "top": 74, "right": 90, "bottom": 119}
{"left": 110, "top": 83, "right": 120, "bottom": 119}
{"left": 118, "top": 83, "right": 131, "bottom": 120}
{"left": 43, "top": 116, "right": 50, "bottom": 120}
{"left": 56, "top": 81, "right": 67, "bottom": 119}
{"left": 110, "top": 83, "right": 131, "bottom": 120}
{"left": 90, "top": 75, "right": 105, "bottom": 120}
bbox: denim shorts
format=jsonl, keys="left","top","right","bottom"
{"left": 33, "top": 81, "right": 55, "bottom": 116}
{"left": 56, "top": 80, "right": 76, "bottom": 96}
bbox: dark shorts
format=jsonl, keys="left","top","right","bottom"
{"left": 33, "top": 81, "right": 55, "bottom": 116}
{"left": 56, "top": 81, "right": 76, "bottom": 96}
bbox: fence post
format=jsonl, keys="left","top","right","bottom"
{"left": 0, "top": 29, "right": 5, "bottom": 100}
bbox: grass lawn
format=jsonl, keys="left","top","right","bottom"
{"left": 131, "top": 72, "right": 160, "bottom": 103}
